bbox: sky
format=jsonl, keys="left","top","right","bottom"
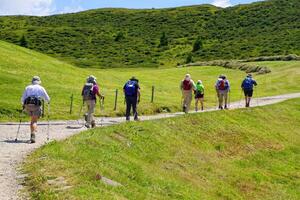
{"left": 0, "top": 0, "right": 262, "bottom": 16}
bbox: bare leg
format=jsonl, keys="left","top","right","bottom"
{"left": 200, "top": 98, "right": 204, "bottom": 110}
{"left": 195, "top": 99, "right": 199, "bottom": 111}
{"left": 30, "top": 116, "right": 38, "bottom": 143}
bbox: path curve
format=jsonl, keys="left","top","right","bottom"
{"left": 0, "top": 93, "right": 300, "bottom": 200}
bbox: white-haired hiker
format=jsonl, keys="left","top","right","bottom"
{"left": 194, "top": 80, "right": 205, "bottom": 111}
{"left": 21, "top": 76, "right": 50, "bottom": 143}
{"left": 215, "top": 75, "right": 230, "bottom": 110}
{"left": 180, "top": 74, "right": 196, "bottom": 113}
{"left": 81, "top": 75, "right": 104, "bottom": 128}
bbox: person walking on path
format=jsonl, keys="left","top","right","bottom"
{"left": 215, "top": 75, "right": 230, "bottom": 110}
{"left": 81, "top": 75, "right": 104, "bottom": 128}
{"left": 180, "top": 74, "right": 196, "bottom": 113}
{"left": 123, "top": 76, "right": 140, "bottom": 121}
{"left": 21, "top": 76, "right": 50, "bottom": 143}
{"left": 241, "top": 74, "right": 258, "bottom": 107}
{"left": 194, "top": 80, "right": 205, "bottom": 111}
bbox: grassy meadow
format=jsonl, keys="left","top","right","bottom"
{"left": 0, "top": 41, "right": 300, "bottom": 121}
{"left": 22, "top": 98, "right": 300, "bottom": 199}
{"left": 0, "top": 0, "right": 299, "bottom": 68}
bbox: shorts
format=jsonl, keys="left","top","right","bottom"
{"left": 244, "top": 89, "right": 253, "bottom": 97}
{"left": 25, "top": 104, "right": 42, "bottom": 117}
{"left": 195, "top": 93, "right": 204, "bottom": 99}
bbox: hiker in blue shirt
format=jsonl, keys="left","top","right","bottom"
{"left": 241, "top": 74, "right": 257, "bottom": 107}
{"left": 123, "top": 76, "right": 140, "bottom": 121}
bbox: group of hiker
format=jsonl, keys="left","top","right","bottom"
{"left": 20, "top": 73, "right": 257, "bottom": 143}
{"left": 180, "top": 73, "right": 257, "bottom": 113}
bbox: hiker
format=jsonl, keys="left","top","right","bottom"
{"left": 21, "top": 76, "right": 50, "bottom": 143}
{"left": 81, "top": 75, "right": 104, "bottom": 128}
{"left": 241, "top": 74, "right": 257, "bottom": 107}
{"left": 194, "top": 80, "right": 205, "bottom": 111}
{"left": 215, "top": 75, "right": 230, "bottom": 109}
{"left": 180, "top": 74, "right": 196, "bottom": 113}
{"left": 123, "top": 76, "right": 140, "bottom": 121}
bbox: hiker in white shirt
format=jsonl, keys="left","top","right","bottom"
{"left": 21, "top": 76, "right": 50, "bottom": 143}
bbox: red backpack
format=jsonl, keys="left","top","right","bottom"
{"left": 217, "top": 79, "right": 228, "bottom": 90}
{"left": 183, "top": 80, "right": 192, "bottom": 90}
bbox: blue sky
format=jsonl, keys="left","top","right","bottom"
{"left": 0, "top": 0, "right": 262, "bottom": 16}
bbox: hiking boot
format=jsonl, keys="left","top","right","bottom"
{"left": 84, "top": 113, "right": 88, "bottom": 122}
{"left": 224, "top": 105, "right": 228, "bottom": 110}
{"left": 85, "top": 123, "right": 90, "bottom": 128}
{"left": 134, "top": 118, "right": 140, "bottom": 121}
{"left": 91, "top": 121, "right": 96, "bottom": 128}
{"left": 201, "top": 106, "right": 204, "bottom": 111}
{"left": 30, "top": 133, "right": 36, "bottom": 143}
{"left": 218, "top": 106, "right": 223, "bottom": 110}
{"left": 183, "top": 106, "right": 187, "bottom": 112}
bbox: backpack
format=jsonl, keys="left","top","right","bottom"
{"left": 24, "top": 96, "right": 41, "bottom": 106}
{"left": 124, "top": 81, "right": 137, "bottom": 96}
{"left": 196, "top": 84, "right": 204, "bottom": 94}
{"left": 217, "top": 79, "right": 228, "bottom": 90}
{"left": 243, "top": 78, "right": 253, "bottom": 90}
{"left": 183, "top": 80, "right": 192, "bottom": 90}
{"left": 82, "top": 83, "right": 94, "bottom": 100}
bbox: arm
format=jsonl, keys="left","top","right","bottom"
{"left": 41, "top": 87, "right": 50, "bottom": 103}
{"left": 94, "top": 85, "right": 104, "bottom": 99}
{"left": 21, "top": 88, "right": 27, "bottom": 105}
{"left": 227, "top": 80, "right": 231, "bottom": 91}
{"left": 253, "top": 80, "right": 258, "bottom": 86}
{"left": 241, "top": 80, "right": 245, "bottom": 90}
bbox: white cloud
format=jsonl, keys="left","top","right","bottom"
{"left": 0, "top": 0, "right": 54, "bottom": 16}
{"left": 212, "top": 0, "right": 232, "bottom": 8}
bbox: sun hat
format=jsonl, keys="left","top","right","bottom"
{"left": 32, "top": 76, "right": 41, "bottom": 85}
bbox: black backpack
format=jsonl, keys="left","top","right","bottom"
{"left": 82, "top": 83, "right": 94, "bottom": 100}
{"left": 24, "top": 96, "right": 42, "bottom": 106}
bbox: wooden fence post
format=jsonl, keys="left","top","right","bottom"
{"left": 114, "top": 89, "right": 118, "bottom": 111}
{"left": 151, "top": 86, "right": 155, "bottom": 103}
{"left": 70, "top": 94, "right": 73, "bottom": 114}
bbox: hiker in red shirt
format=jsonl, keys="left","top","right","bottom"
{"left": 180, "top": 74, "right": 196, "bottom": 113}
{"left": 81, "top": 75, "right": 104, "bottom": 128}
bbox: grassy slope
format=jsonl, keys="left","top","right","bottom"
{"left": 23, "top": 98, "right": 300, "bottom": 199}
{"left": 0, "top": 0, "right": 299, "bottom": 68}
{"left": 1, "top": 41, "right": 300, "bottom": 121}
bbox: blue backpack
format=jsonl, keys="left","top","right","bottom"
{"left": 125, "top": 81, "right": 137, "bottom": 96}
{"left": 243, "top": 78, "right": 253, "bottom": 90}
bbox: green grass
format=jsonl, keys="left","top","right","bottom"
{"left": 0, "top": 0, "right": 299, "bottom": 68}
{"left": 1, "top": 41, "right": 300, "bottom": 121}
{"left": 22, "top": 98, "right": 300, "bottom": 199}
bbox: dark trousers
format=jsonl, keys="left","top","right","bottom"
{"left": 125, "top": 96, "right": 138, "bottom": 120}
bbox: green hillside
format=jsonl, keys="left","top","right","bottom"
{"left": 0, "top": 0, "right": 299, "bottom": 68}
{"left": 1, "top": 41, "right": 300, "bottom": 121}
{"left": 23, "top": 98, "right": 300, "bottom": 199}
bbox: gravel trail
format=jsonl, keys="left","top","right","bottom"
{"left": 0, "top": 93, "right": 299, "bottom": 200}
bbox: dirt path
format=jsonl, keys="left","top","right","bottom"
{"left": 0, "top": 93, "right": 299, "bottom": 200}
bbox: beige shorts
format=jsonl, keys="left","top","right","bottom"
{"left": 25, "top": 104, "right": 42, "bottom": 117}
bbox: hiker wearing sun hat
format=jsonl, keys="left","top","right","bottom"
{"left": 21, "top": 76, "right": 50, "bottom": 143}
{"left": 180, "top": 74, "right": 196, "bottom": 113}
{"left": 82, "top": 75, "right": 104, "bottom": 128}
{"left": 241, "top": 73, "right": 257, "bottom": 107}
{"left": 123, "top": 76, "right": 140, "bottom": 121}
{"left": 194, "top": 80, "right": 205, "bottom": 111}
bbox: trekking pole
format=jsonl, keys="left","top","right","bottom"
{"left": 256, "top": 86, "right": 259, "bottom": 107}
{"left": 228, "top": 91, "right": 231, "bottom": 109}
{"left": 100, "top": 97, "right": 105, "bottom": 127}
{"left": 239, "top": 90, "right": 243, "bottom": 108}
{"left": 47, "top": 103, "right": 50, "bottom": 141}
{"left": 77, "top": 101, "right": 85, "bottom": 127}
{"left": 15, "top": 108, "right": 24, "bottom": 142}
